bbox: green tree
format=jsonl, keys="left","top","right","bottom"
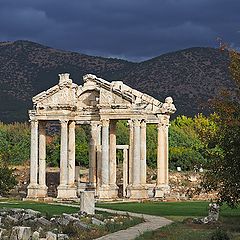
{"left": 0, "top": 166, "right": 17, "bottom": 196}
{"left": 202, "top": 47, "right": 240, "bottom": 207}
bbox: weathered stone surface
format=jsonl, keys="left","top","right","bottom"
{"left": 46, "top": 231, "right": 57, "bottom": 240}
{"left": 5, "top": 215, "right": 19, "bottom": 224}
{"left": 32, "top": 231, "right": 40, "bottom": 240}
{"left": 10, "top": 226, "right": 32, "bottom": 240}
{"left": 80, "top": 191, "right": 95, "bottom": 215}
{"left": 0, "top": 228, "right": 7, "bottom": 239}
{"left": 25, "top": 209, "right": 41, "bottom": 217}
{"left": 57, "top": 234, "right": 69, "bottom": 240}
{"left": 36, "top": 217, "right": 52, "bottom": 226}
{"left": 92, "top": 217, "right": 105, "bottom": 226}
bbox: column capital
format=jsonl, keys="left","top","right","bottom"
{"left": 69, "top": 120, "right": 76, "bottom": 127}
{"left": 60, "top": 119, "right": 69, "bottom": 125}
{"left": 101, "top": 119, "right": 110, "bottom": 127}
{"left": 140, "top": 120, "right": 147, "bottom": 128}
{"left": 132, "top": 119, "right": 141, "bottom": 127}
{"left": 29, "top": 119, "right": 38, "bottom": 124}
{"left": 158, "top": 115, "right": 170, "bottom": 128}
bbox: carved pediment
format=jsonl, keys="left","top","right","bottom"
{"left": 30, "top": 73, "right": 176, "bottom": 118}
{"left": 33, "top": 74, "right": 78, "bottom": 112}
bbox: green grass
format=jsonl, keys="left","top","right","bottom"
{"left": 97, "top": 201, "right": 240, "bottom": 240}
{"left": 0, "top": 200, "right": 79, "bottom": 217}
{"left": 97, "top": 201, "right": 240, "bottom": 219}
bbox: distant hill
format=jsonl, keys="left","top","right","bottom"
{"left": 0, "top": 40, "right": 236, "bottom": 122}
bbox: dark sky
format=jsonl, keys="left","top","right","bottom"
{"left": 0, "top": 0, "right": 239, "bottom": 61}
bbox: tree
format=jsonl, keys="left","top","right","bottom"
{"left": 202, "top": 47, "right": 240, "bottom": 207}
{"left": 0, "top": 165, "right": 17, "bottom": 196}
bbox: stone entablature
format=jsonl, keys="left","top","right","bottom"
{"left": 27, "top": 73, "right": 176, "bottom": 200}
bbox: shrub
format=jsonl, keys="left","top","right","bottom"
{"left": 0, "top": 166, "right": 17, "bottom": 196}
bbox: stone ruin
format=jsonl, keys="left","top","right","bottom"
{"left": 27, "top": 73, "right": 176, "bottom": 201}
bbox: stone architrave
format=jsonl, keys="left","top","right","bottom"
{"left": 27, "top": 119, "right": 39, "bottom": 198}
{"left": 38, "top": 121, "right": 48, "bottom": 197}
{"left": 155, "top": 115, "right": 170, "bottom": 198}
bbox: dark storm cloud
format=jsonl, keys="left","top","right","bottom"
{"left": 0, "top": 0, "right": 239, "bottom": 61}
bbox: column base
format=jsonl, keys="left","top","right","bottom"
{"left": 27, "top": 184, "right": 40, "bottom": 199}
{"left": 127, "top": 184, "right": 148, "bottom": 199}
{"left": 57, "top": 184, "right": 77, "bottom": 200}
{"left": 36, "top": 185, "right": 48, "bottom": 198}
{"left": 98, "top": 185, "right": 112, "bottom": 199}
{"left": 155, "top": 184, "right": 170, "bottom": 198}
{"left": 108, "top": 184, "right": 119, "bottom": 199}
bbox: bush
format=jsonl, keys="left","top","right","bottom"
{"left": 211, "top": 229, "right": 231, "bottom": 240}
{"left": 0, "top": 166, "right": 17, "bottom": 196}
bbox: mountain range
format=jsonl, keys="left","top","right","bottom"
{"left": 0, "top": 40, "right": 235, "bottom": 122}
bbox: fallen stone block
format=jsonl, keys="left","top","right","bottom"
{"left": 92, "top": 217, "right": 105, "bottom": 226}
{"left": 46, "top": 231, "right": 57, "bottom": 240}
{"left": 10, "top": 226, "right": 32, "bottom": 240}
{"left": 36, "top": 217, "right": 52, "bottom": 226}
{"left": 58, "top": 233, "right": 69, "bottom": 239}
{"left": 32, "top": 231, "right": 40, "bottom": 240}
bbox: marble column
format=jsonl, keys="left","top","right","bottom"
{"left": 122, "top": 148, "right": 128, "bottom": 197}
{"left": 128, "top": 120, "right": 133, "bottom": 185}
{"left": 38, "top": 121, "right": 48, "bottom": 197}
{"left": 155, "top": 115, "right": 170, "bottom": 198}
{"left": 67, "top": 121, "right": 77, "bottom": 198}
{"left": 57, "top": 120, "right": 69, "bottom": 199}
{"left": 27, "top": 119, "right": 39, "bottom": 198}
{"left": 89, "top": 122, "right": 98, "bottom": 188}
{"left": 98, "top": 119, "right": 110, "bottom": 198}
{"left": 96, "top": 125, "right": 102, "bottom": 195}
{"left": 109, "top": 120, "right": 118, "bottom": 198}
{"left": 140, "top": 120, "right": 147, "bottom": 185}
{"left": 128, "top": 119, "right": 147, "bottom": 199}
{"left": 132, "top": 119, "right": 141, "bottom": 186}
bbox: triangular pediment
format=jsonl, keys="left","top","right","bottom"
{"left": 33, "top": 74, "right": 78, "bottom": 110}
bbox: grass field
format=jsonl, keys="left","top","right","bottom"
{"left": 97, "top": 201, "right": 240, "bottom": 239}
{"left": 0, "top": 200, "right": 79, "bottom": 217}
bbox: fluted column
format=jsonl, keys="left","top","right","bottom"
{"left": 98, "top": 119, "right": 111, "bottom": 199}
{"left": 109, "top": 120, "right": 118, "bottom": 198}
{"left": 38, "top": 121, "right": 48, "bottom": 197}
{"left": 101, "top": 119, "right": 109, "bottom": 186}
{"left": 89, "top": 122, "right": 98, "bottom": 187}
{"left": 60, "top": 120, "right": 68, "bottom": 186}
{"left": 127, "top": 119, "right": 147, "bottom": 199}
{"left": 140, "top": 120, "right": 147, "bottom": 185}
{"left": 132, "top": 119, "right": 141, "bottom": 186}
{"left": 122, "top": 148, "right": 128, "bottom": 197}
{"left": 128, "top": 120, "right": 133, "bottom": 185}
{"left": 68, "top": 121, "right": 76, "bottom": 187}
{"left": 27, "top": 119, "right": 39, "bottom": 198}
{"left": 57, "top": 120, "right": 69, "bottom": 199}
{"left": 109, "top": 121, "right": 117, "bottom": 185}
{"left": 155, "top": 115, "right": 170, "bottom": 198}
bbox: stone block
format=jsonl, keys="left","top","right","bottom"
{"left": 10, "top": 226, "right": 32, "bottom": 240}
{"left": 80, "top": 191, "right": 95, "bottom": 215}
{"left": 58, "top": 234, "right": 69, "bottom": 240}
{"left": 46, "top": 231, "right": 57, "bottom": 240}
{"left": 32, "top": 231, "right": 40, "bottom": 240}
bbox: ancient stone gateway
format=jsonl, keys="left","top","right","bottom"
{"left": 27, "top": 73, "right": 176, "bottom": 200}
